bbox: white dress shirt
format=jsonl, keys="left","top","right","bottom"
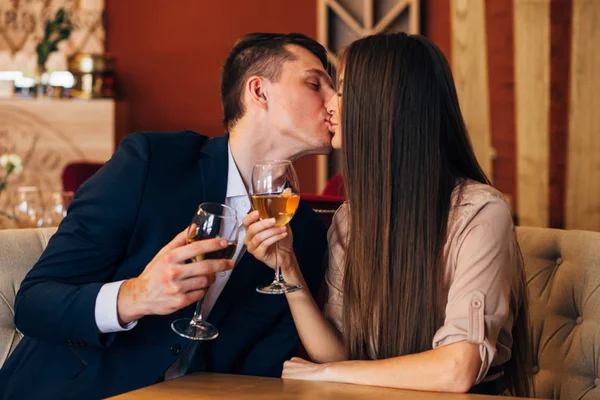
{"left": 94, "top": 144, "right": 250, "bottom": 333}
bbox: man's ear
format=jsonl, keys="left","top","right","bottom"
{"left": 247, "top": 76, "right": 269, "bottom": 109}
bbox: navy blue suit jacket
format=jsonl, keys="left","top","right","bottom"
{"left": 0, "top": 132, "right": 327, "bottom": 399}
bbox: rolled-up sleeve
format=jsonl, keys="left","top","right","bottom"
{"left": 323, "top": 203, "right": 350, "bottom": 333}
{"left": 432, "top": 200, "right": 515, "bottom": 384}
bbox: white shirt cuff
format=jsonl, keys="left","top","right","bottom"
{"left": 95, "top": 280, "right": 138, "bottom": 333}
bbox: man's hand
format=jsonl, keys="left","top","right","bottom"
{"left": 117, "top": 229, "right": 234, "bottom": 325}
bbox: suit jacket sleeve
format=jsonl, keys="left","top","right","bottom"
{"left": 14, "top": 133, "right": 151, "bottom": 349}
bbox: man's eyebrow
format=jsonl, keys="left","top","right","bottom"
{"left": 306, "top": 68, "right": 334, "bottom": 88}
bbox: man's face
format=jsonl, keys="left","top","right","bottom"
{"left": 265, "top": 45, "right": 336, "bottom": 156}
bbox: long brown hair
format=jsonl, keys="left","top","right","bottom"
{"left": 340, "top": 33, "right": 531, "bottom": 396}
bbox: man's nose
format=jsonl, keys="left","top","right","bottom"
{"left": 326, "top": 95, "right": 336, "bottom": 114}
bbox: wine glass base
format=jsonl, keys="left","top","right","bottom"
{"left": 171, "top": 318, "right": 219, "bottom": 340}
{"left": 256, "top": 281, "right": 302, "bottom": 295}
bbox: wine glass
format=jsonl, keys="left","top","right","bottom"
{"left": 40, "top": 191, "right": 74, "bottom": 227}
{"left": 171, "top": 202, "right": 239, "bottom": 340}
{"left": 13, "top": 186, "right": 44, "bottom": 228}
{"left": 250, "top": 160, "right": 301, "bottom": 294}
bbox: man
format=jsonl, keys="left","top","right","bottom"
{"left": 0, "top": 33, "right": 336, "bottom": 399}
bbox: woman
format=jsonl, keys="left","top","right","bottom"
{"left": 243, "top": 33, "right": 531, "bottom": 396}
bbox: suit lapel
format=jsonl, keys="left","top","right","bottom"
{"left": 197, "top": 135, "right": 229, "bottom": 205}
{"left": 198, "top": 134, "right": 264, "bottom": 327}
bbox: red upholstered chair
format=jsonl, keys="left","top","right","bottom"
{"left": 61, "top": 161, "right": 104, "bottom": 193}
{"left": 321, "top": 173, "right": 345, "bottom": 197}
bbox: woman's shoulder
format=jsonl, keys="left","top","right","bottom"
{"left": 333, "top": 201, "right": 350, "bottom": 222}
{"left": 449, "top": 180, "right": 514, "bottom": 234}
{"left": 452, "top": 179, "right": 506, "bottom": 207}
{"left": 327, "top": 201, "right": 350, "bottom": 242}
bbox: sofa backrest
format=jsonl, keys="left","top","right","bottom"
{"left": 0, "top": 227, "right": 56, "bottom": 368}
{"left": 1, "top": 225, "right": 599, "bottom": 400}
{"left": 516, "top": 226, "right": 600, "bottom": 399}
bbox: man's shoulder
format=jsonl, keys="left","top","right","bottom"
{"left": 117, "top": 131, "right": 217, "bottom": 166}
{"left": 124, "top": 130, "right": 211, "bottom": 149}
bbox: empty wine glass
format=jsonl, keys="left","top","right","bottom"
{"left": 13, "top": 186, "right": 44, "bottom": 228}
{"left": 40, "top": 191, "right": 74, "bottom": 227}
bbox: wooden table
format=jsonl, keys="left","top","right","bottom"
{"left": 109, "top": 373, "right": 533, "bottom": 400}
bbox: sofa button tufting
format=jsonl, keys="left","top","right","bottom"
{"left": 576, "top": 316, "right": 583, "bottom": 325}
{"left": 532, "top": 365, "right": 540, "bottom": 374}
{"left": 595, "top": 378, "right": 600, "bottom": 387}
{"left": 556, "top": 257, "right": 563, "bottom": 265}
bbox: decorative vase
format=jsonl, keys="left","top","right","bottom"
{"left": 34, "top": 65, "right": 50, "bottom": 98}
{"left": 0, "top": 190, "right": 16, "bottom": 229}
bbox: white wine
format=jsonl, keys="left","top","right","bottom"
{"left": 187, "top": 238, "right": 237, "bottom": 262}
{"left": 251, "top": 193, "right": 300, "bottom": 226}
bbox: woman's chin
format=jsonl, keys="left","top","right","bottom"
{"left": 331, "top": 132, "right": 342, "bottom": 150}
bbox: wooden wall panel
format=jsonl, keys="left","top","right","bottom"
{"left": 0, "top": 0, "right": 105, "bottom": 73}
{"left": 451, "top": 0, "right": 492, "bottom": 179}
{"left": 515, "top": 0, "right": 550, "bottom": 227}
{"left": 485, "top": 0, "right": 517, "bottom": 213}
{"left": 566, "top": 0, "right": 600, "bottom": 230}
{"left": 548, "top": 0, "right": 572, "bottom": 229}
{"left": 424, "top": 0, "right": 451, "bottom": 61}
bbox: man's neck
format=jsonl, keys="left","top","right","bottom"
{"left": 228, "top": 123, "right": 297, "bottom": 190}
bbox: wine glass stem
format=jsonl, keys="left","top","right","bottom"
{"left": 274, "top": 241, "right": 282, "bottom": 283}
{"left": 191, "top": 298, "right": 205, "bottom": 324}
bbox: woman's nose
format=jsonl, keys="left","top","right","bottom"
{"left": 326, "top": 95, "right": 337, "bottom": 114}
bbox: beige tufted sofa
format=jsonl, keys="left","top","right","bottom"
{"left": 1, "top": 226, "right": 599, "bottom": 398}
{"left": 0, "top": 227, "right": 56, "bottom": 368}
{"left": 517, "top": 227, "right": 600, "bottom": 399}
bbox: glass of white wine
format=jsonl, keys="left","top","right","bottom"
{"left": 250, "top": 160, "right": 301, "bottom": 294}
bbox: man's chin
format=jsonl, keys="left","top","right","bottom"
{"left": 294, "top": 142, "right": 332, "bottom": 160}
{"left": 311, "top": 141, "right": 333, "bottom": 156}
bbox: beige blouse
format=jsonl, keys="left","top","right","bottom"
{"left": 324, "top": 180, "right": 522, "bottom": 384}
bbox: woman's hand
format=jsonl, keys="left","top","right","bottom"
{"left": 243, "top": 211, "right": 299, "bottom": 280}
{"left": 282, "top": 357, "right": 333, "bottom": 381}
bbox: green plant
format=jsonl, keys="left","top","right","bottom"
{"left": 35, "top": 8, "right": 73, "bottom": 69}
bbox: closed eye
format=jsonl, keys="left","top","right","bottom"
{"left": 308, "top": 81, "right": 321, "bottom": 90}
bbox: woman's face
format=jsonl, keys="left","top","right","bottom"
{"left": 326, "top": 70, "right": 344, "bottom": 150}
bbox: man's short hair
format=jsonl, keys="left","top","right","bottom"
{"left": 220, "top": 33, "right": 327, "bottom": 131}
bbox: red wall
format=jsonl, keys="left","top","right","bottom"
{"left": 105, "top": 0, "right": 320, "bottom": 193}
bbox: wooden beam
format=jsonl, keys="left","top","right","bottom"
{"left": 566, "top": 0, "right": 600, "bottom": 230}
{"left": 364, "top": 0, "right": 374, "bottom": 31}
{"left": 514, "top": 0, "right": 551, "bottom": 227}
{"left": 373, "top": 0, "right": 410, "bottom": 33}
{"left": 451, "top": 0, "right": 493, "bottom": 180}
{"left": 328, "top": 0, "right": 366, "bottom": 36}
